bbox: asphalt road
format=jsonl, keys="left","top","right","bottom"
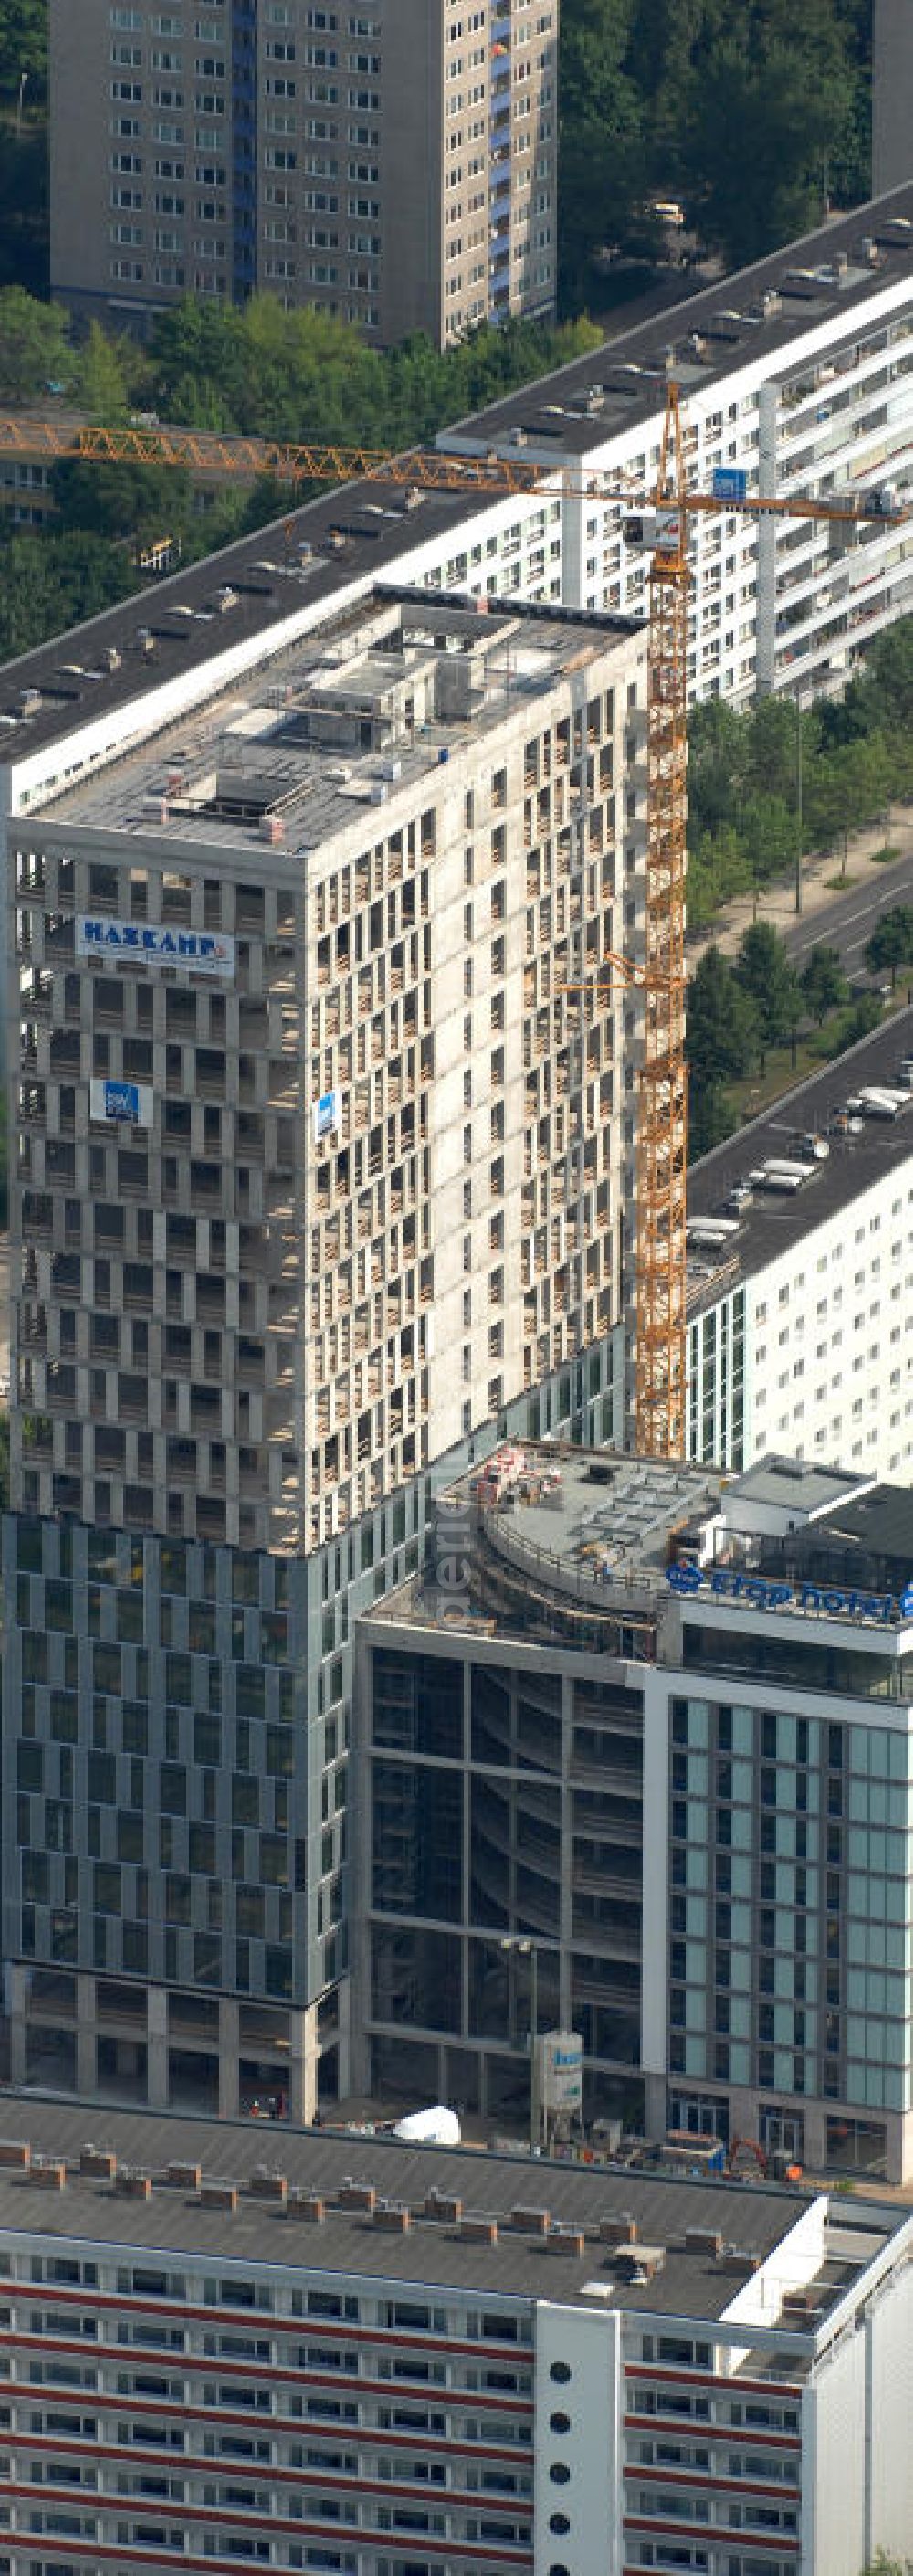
{"left": 782, "top": 849, "right": 913, "bottom": 975}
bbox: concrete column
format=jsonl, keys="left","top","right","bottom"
{"left": 147, "top": 1986, "right": 169, "bottom": 2110}
{"left": 802, "top": 2103, "right": 828, "bottom": 2174}
{"left": 644, "top": 2069, "right": 666, "bottom": 2146}
{"left": 289, "top": 2003, "right": 319, "bottom": 2125}
{"left": 335, "top": 1974, "right": 352, "bottom": 2100}
{"left": 76, "top": 1973, "right": 96, "bottom": 2097}
{"left": 218, "top": 2001, "right": 240, "bottom": 2121}
{"left": 8, "top": 1964, "right": 27, "bottom": 2086}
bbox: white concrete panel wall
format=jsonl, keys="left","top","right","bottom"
{"left": 720, "top": 2194, "right": 827, "bottom": 2341}
{"left": 805, "top": 2324, "right": 867, "bottom": 2576}
{"left": 688, "top": 1147, "right": 913, "bottom": 1483}
{"left": 865, "top": 2259, "right": 913, "bottom": 2564}
{"left": 533, "top": 2299, "right": 622, "bottom": 2576}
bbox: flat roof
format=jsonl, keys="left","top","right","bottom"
{"left": 5, "top": 188, "right": 913, "bottom": 773}
{"left": 729, "top": 1457, "right": 870, "bottom": 1517}
{"left": 687, "top": 1007, "right": 913, "bottom": 1312}
{"left": 436, "top": 1444, "right": 721, "bottom": 1587}
{"left": 0, "top": 2093, "right": 873, "bottom": 2326}
{"left": 0, "top": 480, "right": 512, "bottom": 769}
{"left": 33, "top": 590, "right": 638, "bottom": 857}
{"left": 803, "top": 1483, "right": 913, "bottom": 1563}
{"left": 442, "top": 184, "right": 913, "bottom": 459}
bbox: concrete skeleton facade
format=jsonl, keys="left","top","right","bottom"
{"left": 48, "top": 0, "right": 558, "bottom": 347}
{"left": 0, "top": 2097, "right": 909, "bottom": 2576}
{"left": 4, "top": 586, "right": 645, "bottom": 2117}
{"left": 356, "top": 1446, "right": 913, "bottom": 2183}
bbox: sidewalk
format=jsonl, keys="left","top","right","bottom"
{"left": 688, "top": 801, "right": 913, "bottom": 963}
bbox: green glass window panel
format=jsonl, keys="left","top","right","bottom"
{"left": 687, "top": 1701, "right": 709, "bottom": 1749}
{"left": 732, "top": 1705, "right": 753, "bottom": 1755}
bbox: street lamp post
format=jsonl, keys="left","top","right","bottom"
{"left": 794, "top": 693, "right": 803, "bottom": 917}
{"left": 16, "top": 71, "right": 28, "bottom": 135}
{"left": 500, "top": 1935, "right": 540, "bottom": 2155}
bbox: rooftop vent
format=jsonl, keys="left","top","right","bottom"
{"left": 199, "top": 2180, "right": 238, "bottom": 2213}
{"left": 248, "top": 2169, "right": 288, "bottom": 2205}
{"left": 373, "top": 2202, "right": 411, "bottom": 2234}
{"left": 600, "top": 2213, "right": 637, "bottom": 2248}
{"left": 166, "top": 2159, "right": 202, "bottom": 2191}
{"left": 115, "top": 2168, "right": 152, "bottom": 2201}
{"left": 288, "top": 2191, "right": 325, "bottom": 2223}
{"left": 458, "top": 2214, "right": 498, "bottom": 2246}
{"left": 510, "top": 2204, "right": 550, "bottom": 2237}
{"left": 0, "top": 2140, "right": 31, "bottom": 2172}
{"left": 425, "top": 2191, "right": 463, "bottom": 2224}
{"left": 684, "top": 2225, "right": 722, "bottom": 2258}
{"left": 28, "top": 2158, "right": 66, "bottom": 2192}
{"left": 79, "top": 2145, "right": 117, "bottom": 2181}
{"left": 546, "top": 2225, "right": 586, "bottom": 2256}
{"left": 338, "top": 2179, "right": 376, "bottom": 2214}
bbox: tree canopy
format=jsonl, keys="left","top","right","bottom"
{"left": 558, "top": 0, "right": 871, "bottom": 309}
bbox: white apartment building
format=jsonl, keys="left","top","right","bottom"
{"left": 0, "top": 2096, "right": 911, "bottom": 2576}
{"left": 444, "top": 182, "right": 913, "bottom": 706}
{"left": 684, "top": 1013, "right": 913, "bottom": 1483}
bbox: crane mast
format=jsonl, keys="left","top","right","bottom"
{"left": 638, "top": 381, "right": 688, "bottom": 1460}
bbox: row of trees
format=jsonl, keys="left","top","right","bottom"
{"left": 687, "top": 623, "right": 913, "bottom": 929}
{"left": 685, "top": 912, "right": 908, "bottom": 1158}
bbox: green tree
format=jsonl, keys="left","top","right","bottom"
{"left": 687, "top": 946, "right": 761, "bottom": 1089}
{"left": 689, "top": 1078, "right": 739, "bottom": 1161}
{"left": 0, "top": 526, "right": 140, "bottom": 664}
{"left": 734, "top": 922, "right": 801, "bottom": 1055}
{"left": 800, "top": 945, "right": 849, "bottom": 1025}
{"left": 0, "top": 0, "right": 47, "bottom": 104}
{"left": 558, "top": 0, "right": 646, "bottom": 311}
{"left": 865, "top": 908, "right": 913, "bottom": 992}
{"left": 75, "top": 322, "right": 131, "bottom": 426}
{"left": 0, "top": 286, "right": 73, "bottom": 400}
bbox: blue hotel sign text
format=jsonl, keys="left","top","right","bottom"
{"left": 666, "top": 1561, "right": 913, "bottom": 1625}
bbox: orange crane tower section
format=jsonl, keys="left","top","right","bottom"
{"left": 640, "top": 380, "right": 688, "bottom": 1462}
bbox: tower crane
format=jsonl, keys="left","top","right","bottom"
{"left": 5, "top": 395, "right": 908, "bottom": 1457}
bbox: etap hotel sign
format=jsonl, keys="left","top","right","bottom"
{"left": 77, "top": 916, "right": 235, "bottom": 978}
{"left": 666, "top": 1561, "right": 913, "bottom": 1626}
